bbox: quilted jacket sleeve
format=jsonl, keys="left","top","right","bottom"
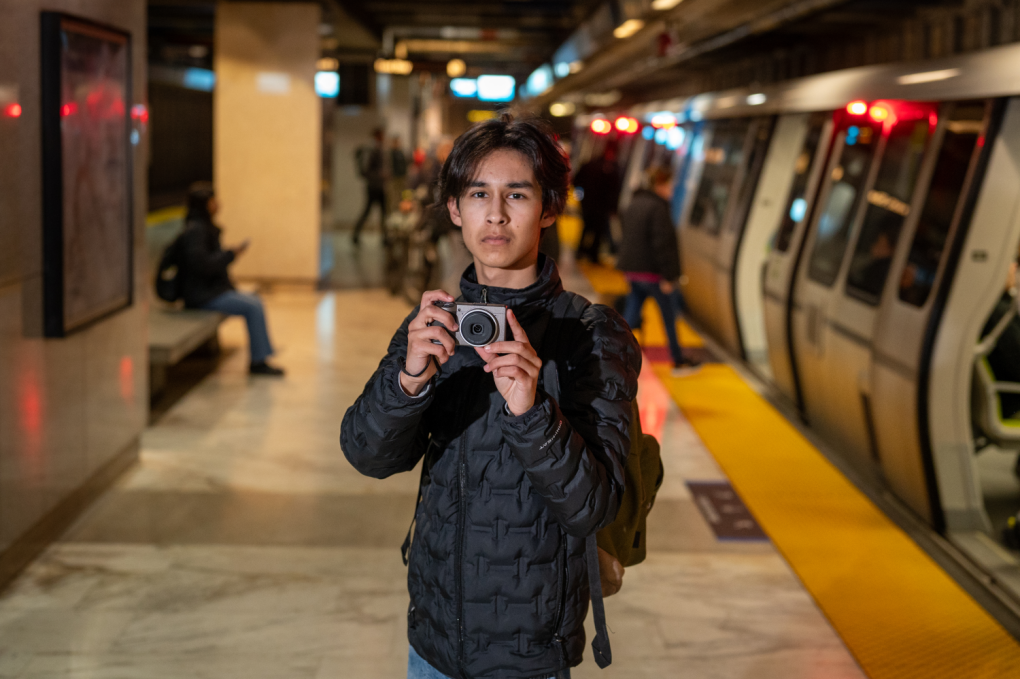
{"left": 340, "top": 307, "right": 433, "bottom": 479}
{"left": 501, "top": 305, "right": 641, "bottom": 537}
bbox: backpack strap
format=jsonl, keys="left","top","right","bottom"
{"left": 541, "top": 292, "right": 612, "bottom": 669}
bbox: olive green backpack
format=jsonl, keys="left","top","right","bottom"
{"left": 542, "top": 291, "right": 664, "bottom": 567}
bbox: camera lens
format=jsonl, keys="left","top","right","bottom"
{"left": 460, "top": 310, "right": 497, "bottom": 346}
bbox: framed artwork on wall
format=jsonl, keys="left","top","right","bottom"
{"left": 40, "top": 12, "right": 133, "bottom": 337}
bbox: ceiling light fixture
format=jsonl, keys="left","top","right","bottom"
{"left": 447, "top": 58, "right": 466, "bottom": 78}
{"left": 651, "top": 0, "right": 684, "bottom": 9}
{"left": 613, "top": 19, "right": 644, "bottom": 39}
{"left": 896, "top": 68, "right": 961, "bottom": 85}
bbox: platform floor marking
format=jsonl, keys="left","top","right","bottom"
{"left": 654, "top": 362, "right": 1020, "bottom": 678}
{"left": 577, "top": 261, "right": 1020, "bottom": 676}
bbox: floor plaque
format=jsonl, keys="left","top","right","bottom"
{"left": 686, "top": 481, "right": 768, "bottom": 541}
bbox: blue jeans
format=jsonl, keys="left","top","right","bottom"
{"left": 408, "top": 645, "right": 569, "bottom": 679}
{"left": 623, "top": 279, "right": 684, "bottom": 366}
{"left": 201, "top": 291, "right": 274, "bottom": 364}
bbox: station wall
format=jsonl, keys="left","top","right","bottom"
{"left": 0, "top": 0, "right": 148, "bottom": 584}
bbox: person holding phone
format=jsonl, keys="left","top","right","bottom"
{"left": 178, "top": 182, "right": 284, "bottom": 377}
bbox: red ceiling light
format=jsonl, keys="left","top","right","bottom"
{"left": 590, "top": 118, "right": 611, "bottom": 135}
{"left": 847, "top": 100, "right": 868, "bottom": 116}
{"left": 3, "top": 103, "right": 21, "bottom": 118}
{"left": 868, "top": 104, "right": 890, "bottom": 123}
{"left": 614, "top": 116, "right": 638, "bottom": 133}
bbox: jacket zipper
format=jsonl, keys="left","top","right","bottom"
{"left": 552, "top": 528, "right": 568, "bottom": 663}
{"left": 481, "top": 286, "right": 488, "bottom": 303}
{"left": 455, "top": 384, "right": 471, "bottom": 676}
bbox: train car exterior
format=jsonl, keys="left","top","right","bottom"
{"left": 578, "top": 41, "right": 1020, "bottom": 603}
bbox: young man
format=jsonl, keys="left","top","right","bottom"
{"left": 341, "top": 115, "right": 640, "bottom": 679}
{"left": 617, "top": 167, "right": 700, "bottom": 376}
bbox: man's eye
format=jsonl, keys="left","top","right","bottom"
{"left": 509, "top": 193, "right": 526, "bottom": 199}
{"left": 471, "top": 191, "right": 487, "bottom": 198}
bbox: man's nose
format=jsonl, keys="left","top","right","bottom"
{"left": 486, "top": 198, "right": 509, "bottom": 224}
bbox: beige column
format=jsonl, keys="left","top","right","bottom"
{"left": 214, "top": 2, "right": 321, "bottom": 283}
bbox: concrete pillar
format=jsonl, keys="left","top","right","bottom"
{"left": 214, "top": 2, "right": 321, "bottom": 283}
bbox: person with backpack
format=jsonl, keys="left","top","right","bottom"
{"left": 353, "top": 127, "right": 388, "bottom": 246}
{"left": 617, "top": 166, "right": 701, "bottom": 377}
{"left": 172, "top": 182, "right": 284, "bottom": 377}
{"left": 341, "top": 114, "right": 642, "bottom": 679}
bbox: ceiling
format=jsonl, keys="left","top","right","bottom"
{"left": 148, "top": 0, "right": 603, "bottom": 79}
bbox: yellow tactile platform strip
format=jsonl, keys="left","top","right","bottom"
{"left": 582, "top": 263, "right": 1020, "bottom": 678}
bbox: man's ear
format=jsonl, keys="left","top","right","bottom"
{"left": 447, "top": 196, "right": 463, "bottom": 227}
{"left": 539, "top": 211, "right": 557, "bottom": 229}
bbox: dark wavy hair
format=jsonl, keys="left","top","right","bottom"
{"left": 439, "top": 112, "right": 571, "bottom": 219}
{"left": 186, "top": 181, "right": 215, "bottom": 222}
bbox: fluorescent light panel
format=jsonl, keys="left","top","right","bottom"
{"left": 896, "top": 68, "right": 961, "bottom": 85}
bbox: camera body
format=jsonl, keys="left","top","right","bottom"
{"left": 430, "top": 301, "right": 507, "bottom": 347}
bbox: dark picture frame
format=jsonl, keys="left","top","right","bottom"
{"left": 40, "top": 12, "right": 133, "bottom": 338}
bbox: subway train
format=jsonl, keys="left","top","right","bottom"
{"left": 573, "top": 42, "right": 1020, "bottom": 600}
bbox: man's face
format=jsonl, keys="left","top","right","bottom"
{"left": 448, "top": 149, "right": 555, "bottom": 271}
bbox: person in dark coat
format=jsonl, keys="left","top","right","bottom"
{"left": 177, "top": 183, "right": 284, "bottom": 376}
{"left": 572, "top": 146, "right": 621, "bottom": 262}
{"left": 353, "top": 127, "right": 388, "bottom": 246}
{"left": 341, "top": 114, "right": 640, "bottom": 679}
{"left": 617, "top": 167, "right": 700, "bottom": 375}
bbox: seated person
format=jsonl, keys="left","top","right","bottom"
{"left": 177, "top": 183, "right": 284, "bottom": 377}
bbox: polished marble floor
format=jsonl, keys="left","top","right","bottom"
{"left": 0, "top": 261, "right": 867, "bottom": 678}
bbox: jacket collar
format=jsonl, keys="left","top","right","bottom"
{"left": 459, "top": 253, "right": 563, "bottom": 308}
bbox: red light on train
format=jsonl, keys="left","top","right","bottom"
{"left": 868, "top": 105, "right": 890, "bottom": 123}
{"left": 590, "top": 118, "right": 611, "bottom": 135}
{"left": 60, "top": 102, "right": 77, "bottom": 117}
{"left": 847, "top": 100, "right": 868, "bottom": 116}
{"left": 614, "top": 116, "right": 639, "bottom": 133}
{"left": 3, "top": 103, "right": 21, "bottom": 118}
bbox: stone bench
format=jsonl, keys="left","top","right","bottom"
{"left": 148, "top": 307, "right": 226, "bottom": 396}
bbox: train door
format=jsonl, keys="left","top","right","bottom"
{"left": 679, "top": 118, "right": 755, "bottom": 351}
{"left": 792, "top": 103, "right": 937, "bottom": 471}
{"left": 929, "top": 99, "right": 1020, "bottom": 541}
{"left": 762, "top": 112, "right": 832, "bottom": 404}
{"left": 619, "top": 136, "right": 650, "bottom": 211}
{"left": 716, "top": 117, "right": 775, "bottom": 360}
{"left": 730, "top": 114, "right": 809, "bottom": 378}
{"left": 869, "top": 100, "right": 990, "bottom": 526}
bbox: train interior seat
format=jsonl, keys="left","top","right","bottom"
{"left": 973, "top": 293, "right": 1020, "bottom": 450}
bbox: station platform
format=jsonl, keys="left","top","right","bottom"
{"left": 0, "top": 253, "right": 1016, "bottom": 677}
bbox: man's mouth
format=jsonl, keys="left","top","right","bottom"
{"left": 481, "top": 235, "right": 511, "bottom": 244}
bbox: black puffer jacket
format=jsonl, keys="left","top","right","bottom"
{"left": 341, "top": 256, "right": 641, "bottom": 679}
{"left": 616, "top": 189, "right": 681, "bottom": 281}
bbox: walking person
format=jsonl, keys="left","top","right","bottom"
{"left": 573, "top": 145, "right": 621, "bottom": 263}
{"left": 177, "top": 183, "right": 284, "bottom": 377}
{"left": 353, "top": 127, "right": 387, "bottom": 246}
{"left": 341, "top": 113, "right": 640, "bottom": 679}
{"left": 618, "top": 167, "right": 701, "bottom": 376}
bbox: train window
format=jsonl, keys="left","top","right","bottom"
{"left": 806, "top": 123, "right": 879, "bottom": 286}
{"left": 688, "top": 119, "right": 751, "bottom": 235}
{"left": 775, "top": 113, "right": 829, "bottom": 252}
{"left": 899, "top": 102, "right": 986, "bottom": 307}
{"left": 846, "top": 118, "right": 934, "bottom": 304}
{"left": 728, "top": 118, "right": 775, "bottom": 234}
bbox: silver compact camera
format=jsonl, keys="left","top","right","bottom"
{"left": 430, "top": 301, "right": 507, "bottom": 347}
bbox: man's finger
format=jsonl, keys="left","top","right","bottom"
{"left": 485, "top": 350, "right": 542, "bottom": 373}
{"left": 484, "top": 354, "right": 539, "bottom": 376}
{"left": 506, "top": 309, "right": 530, "bottom": 343}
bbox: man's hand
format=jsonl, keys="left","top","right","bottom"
{"left": 400, "top": 290, "right": 458, "bottom": 396}
{"left": 476, "top": 309, "right": 541, "bottom": 416}
{"left": 231, "top": 239, "right": 251, "bottom": 256}
{"left": 598, "top": 548, "right": 624, "bottom": 596}
{"left": 659, "top": 279, "right": 674, "bottom": 295}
